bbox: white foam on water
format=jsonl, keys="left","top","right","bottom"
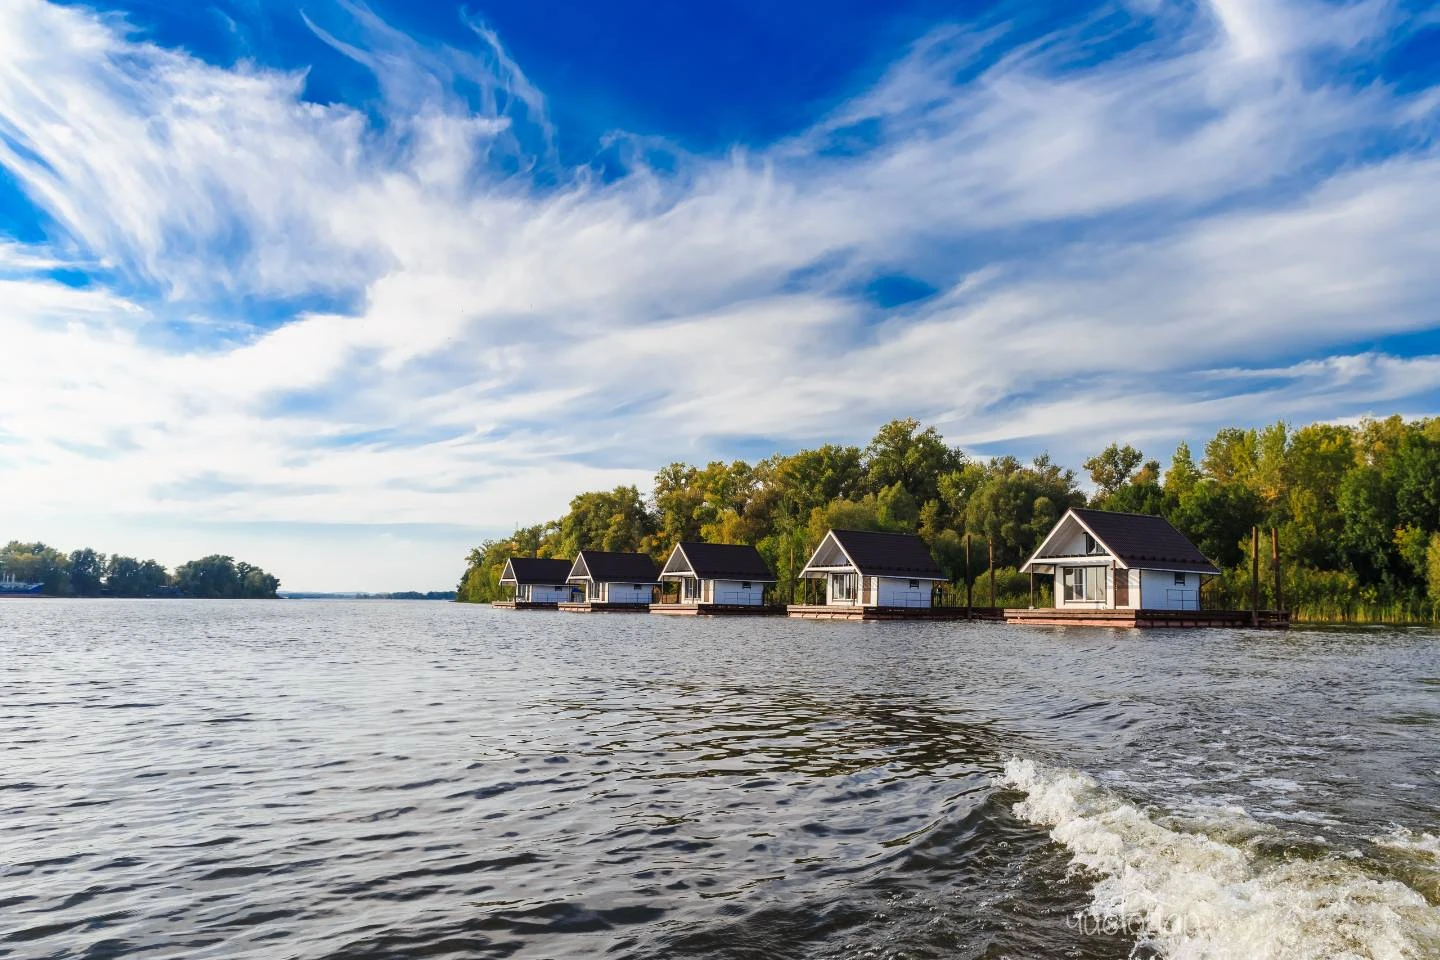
{"left": 1002, "top": 758, "right": 1440, "bottom": 960}
{"left": 1376, "top": 829, "right": 1440, "bottom": 862}
{"left": 1373, "top": 829, "right": 1440, "bottom": 904}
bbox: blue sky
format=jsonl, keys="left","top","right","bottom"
{"left": 2, "top": 0, "right": 1439, "bottom": 590}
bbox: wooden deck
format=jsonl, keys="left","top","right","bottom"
{"left": 651, "top": 603, "right": 786, "bottom": 617}
{"left": 490, "top": 601, "right": 561, "bottom": 610}
{"left": 1004, "top": 608, "right": 1291, "bottom": 629}
{"left": 786, "top": 605, "right": 1006, "bottom": 621}
{"left": 557, "top": 601, "right": 652, "bottom": 614}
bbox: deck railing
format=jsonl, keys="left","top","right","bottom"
{"left": 712, "top": 591, "right": 761, "bottom": 605}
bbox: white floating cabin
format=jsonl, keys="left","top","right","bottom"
{"left": 1019, "top": 508, "right": 1219, "bottom": 612}
{"left": 1002, "top": 508, "right": 1281, "bottom": 627}
{"left": 562, "top": 550, "right": 661, "bottom": 611}
{"left": 495, "top": 557, "right": 576, "bottom": 608}
{"left": 791, "top": 529, "right": 947, "bottom": 618}
{"left": 654, "top": 542, "right": 777, "bottom": 615}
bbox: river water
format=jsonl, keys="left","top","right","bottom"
{"left": 1, "top": 600, "right": 1436, "bottom": 959}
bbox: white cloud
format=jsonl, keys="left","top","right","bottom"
{"left": 0, "top": 0, "right": 1437, "bottom": 589}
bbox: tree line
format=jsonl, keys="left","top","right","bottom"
{"left": 456, "top": 415, "right": 1440, "bottom": 621}
{"left": 1, "top": 542, "right": 281, "bottom": 599}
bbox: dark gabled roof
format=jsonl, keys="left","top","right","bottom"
{"left": 672, "top": 542, "right": 775, "bottom": 582}
{"left": 1072, "top": 508, "right": 1220, "bottom": 574}
{"left": 572, "top": 550, "right": 660, "bottom": 582}
{"left": 501, "top": 557, "right": 573, "bottom": 585}
{"left": 830, "top": 529, "right": 943, "bottom": 579}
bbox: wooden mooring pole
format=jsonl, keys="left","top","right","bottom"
{"left": 1272, "top": 527, "right": 1283, "bottom": 613}
{"left": 988, "top": 537, "right": 996, "bottom": 610}
{"left": 1029, "top": 571, "right": 1035, "bottom": 609}
{"left": 964, "top": 534, "right": 972, "bottom": 618}
{"left": 1250, "top": 525, "right": 1261, "bottom": 625}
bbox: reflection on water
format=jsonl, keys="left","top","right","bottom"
{"left": 0, "top": 601, "right": 1435, "bottom": 959}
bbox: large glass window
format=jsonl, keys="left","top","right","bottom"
{"left": 1062, "top": 566, "right": 1107, "bottom": 602}
{"left": 831, "top": 573, "right": 857, "bottom": 601}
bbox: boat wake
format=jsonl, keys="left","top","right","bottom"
{"left": 1002, "top": 758, "right": 1440, "bottom": 960}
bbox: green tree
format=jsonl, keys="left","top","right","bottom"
{"left": 1100, "top": 478, "right": 1167, "bottom": 516}
{"left": 875, "top": 482, "right": 919, "bottom": 531}
{"left": 105, "top": 555, "right": 145, "bottom": 596}
{"left": 1, "top": 541, "right": 71, "bottom": 595}
{"left": 554, "top": 485, "right": 656, "bottom": 557}
{"left": 68, "top": 548, "right": 106, "bottom": 597}
{"left": 138, "top": 560, "right": 170, "bottom": 596}
{"left": 861, "top": 418, "right": 965, "bottom": 503}
{"left": 770, "top": 445, "right": 865, "bottom": 515}
{"left": 1083, "top": 443, "right": 1146, "bottom": 501}
{"left": 1202, "top": 427, "right": 1258, "bottom": 487}
{"left": 1284, "top": 423, "right": 1357, "bottom": 568}
{"left": 105, "top": 555, "right": 171, "bottom": 597}
{"left": 1428, "top": 533, "right": 1440, "bottom": 606}
{"left": 170, "top": 555, "right": 275, "bottom": 598}
{"left": 963, "top": 456, "right": 1083, "bottom": 567}
{"left": 242, "top": 567, "right": 281, "bottom": 598}
{"left": 1164, "top": 442, "right": 1201, "bottom": 501}
{"left": 1253, "top": 421, "right": 1290, "bottom": 510}
{"left": 1171, "top": 480, "right": 1262, "bottom": 568}
{"left": 1393, "top": 432, "right": 1440, "bottom": 533}
{"left": 172, "top": 555, "right": 241, "bottom": 598}
{"left": 1395, "top": 526, "right": 1430, "bottom": 584}
{"left": 1337, "top": 465, "right": 1399, "bottom": 586}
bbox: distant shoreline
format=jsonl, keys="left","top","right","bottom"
{"left": 279, "top": 592, "right": 457, "bottom": 601}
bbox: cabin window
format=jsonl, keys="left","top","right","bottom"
{"left": 1083, "top": 533, "right": 1103, "bottom": 556}
{"left": 831, "top": 573, "right": 857, "bottom": 601}
{"left": 1173, "top": 573, "right": 1186, "bottom": 586}
{"left": 741, "top": 581, "right": 752, "bottom": 589}
{"left": 1062, "top": 566, "right": 1107, "bottom": 602}
{"left": 588, "top": 580, "right": 601, "bottom": 600}
{"left": 909, "top": 579, "right": 920, "bottom": 589}
{"left": 684, "top": 578, "right": 700, "bottom": 600}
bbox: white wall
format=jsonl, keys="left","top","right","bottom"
{"left": 819, "top": 575, "right": 937, "bottom": 607}
{"left": 1139, "top": 570, "right": 1201, "bottom": 610}
{"left": 708, "top": 579, "right": 765, "bottom": 605}
{"left": 601, "top": 582, "right": 653, "bottom": 604}
{"left": 876, "top": 576, "right": 932, "bottom": 607}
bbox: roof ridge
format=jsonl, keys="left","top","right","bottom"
{"left": 1073, "top": 507, "right": 1174, "bottom": 521}
{"left": 831, "top": 527, "right": 922, "bottom": 536}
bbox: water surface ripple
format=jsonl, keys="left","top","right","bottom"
{"left": 1, "top": 601, "right": 1436, "bottom": 958}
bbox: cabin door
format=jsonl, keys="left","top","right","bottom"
{"left": 1112, "top": 568, "right": 1129, "bottom": 607}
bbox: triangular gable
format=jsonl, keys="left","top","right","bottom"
{"left": 567, "top": 554, "right": 592, "bottom": 581}
{"left": 660, "top": 544, "right": 695, "bottom": 578}
{"left": 1021, "top": 510, "right": 1119, "bottom": 573}
{"left": 498, "top": 558, "right": 518, "bottom": 585}
{"left": 800, "top": 530, "right": 857, "bottom": 574}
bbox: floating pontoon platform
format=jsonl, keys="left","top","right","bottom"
{"left": 1003, "top": 608, "right": 1290, "bottom": 629}
{"left": 785, "top": 605, "right": 1006, "bottom": 621}
{"left": 650, "top": 603, "right": 785, "bottom": 616}
{"left": 557, "top": 602, "right": 652, "bottom": 613}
